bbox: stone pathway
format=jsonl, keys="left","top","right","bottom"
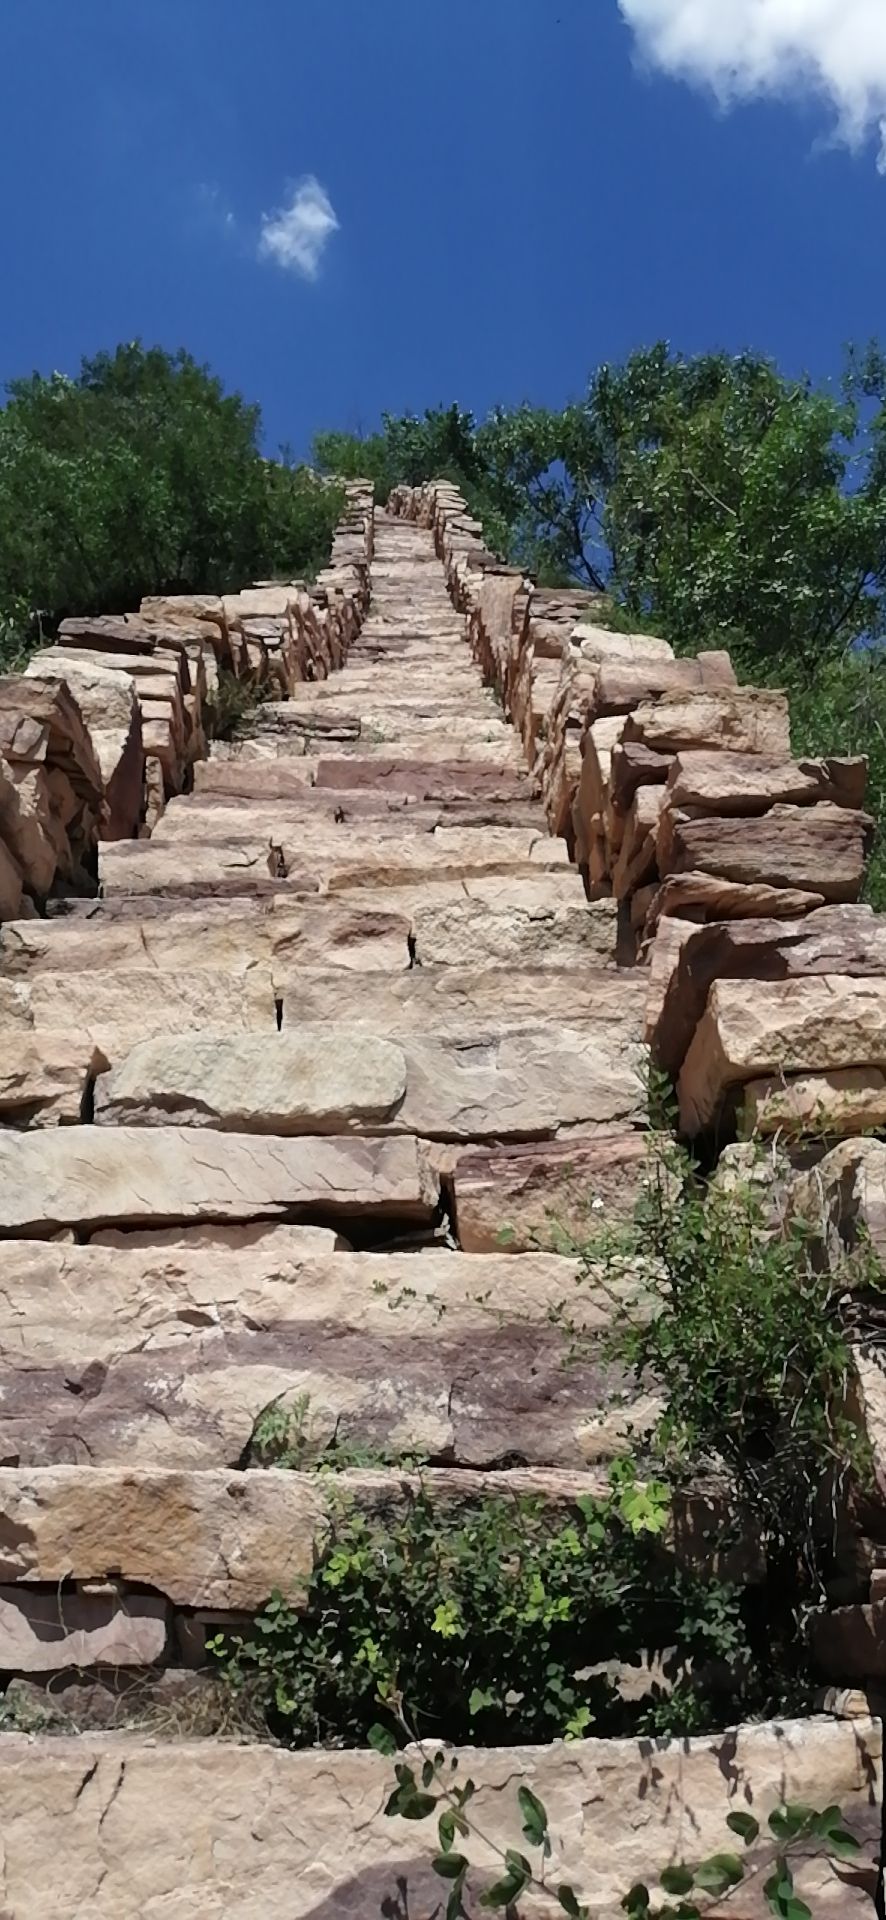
{"left": 0, "top": 509, "right": 877, "bottom": 1916}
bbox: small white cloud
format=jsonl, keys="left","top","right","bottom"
{"left": 258, "top": 175, "right": 339, "bottom": 280}
{"left": 618, "top": 0, "right": 886, "bottom": 167}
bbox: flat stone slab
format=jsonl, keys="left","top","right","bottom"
{"left": 0, "top": 900, "right": 412, "bottom": 981}
{"left": 94, "top": 1026, "right": 647, "bottom": 1141}
{"left": 276, "top": 966, "right": 646, "bottom": 1036}
{"left": 98, "top": 827, "right": 570, "bottom": 898}
{"left": 0, "top": 1588, "right": 168, "bottom": 1672}
{"left": 0, "top": 1127, "right": 439, "bottom": 1236}
{"left": 0, "top": 1243, "right": 642, "bottom": 1470}
{"left": 0, "top": 1720, "right": 875, "bottom": 1919}
{"left": 0, "top": 964, "right": 276, "bottom": 1059}
{"left": 0, "top": 1035, "right": 104, "bottom": 1126}
{"left": 0, "top": 1465, "right": 613, "bottom": 1609}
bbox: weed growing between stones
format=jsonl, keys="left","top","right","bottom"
{"left": 382, "top": 1747, "right": 863, "bottom": 1919}
{"left": 211, "top": 1466, "right": 781, "bottom": 1750}
{"left": 214, "top": 1108, "right": 884, "bottom": 1754}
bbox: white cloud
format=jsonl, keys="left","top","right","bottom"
{"left": 618, "top": 1, "right": 886, "bottom": 167}
{"left": 258, "top": 175, "right": 339, "bottom": 280}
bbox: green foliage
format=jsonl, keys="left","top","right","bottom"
{"left": 609, "top": 1135, "right": 876, "bottom": 1619}
{"left": 0, "top": 342, "right": 343, "bottom": 653}
{"left": 212, "top": 1464, "right": 756, "bottom": 1750}
{"left": 383, "top": 1753, "right": 860, "bottom": 1920}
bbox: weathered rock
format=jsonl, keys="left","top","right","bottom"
{"left": 278, "top": 966, "right": 645, "bottom": 1038}
{"left": 664, "top": 750, "right": 867, "bottom": 814}
{"left": 587, "top": 651, "right": 736, "bottom": 718}
{"left": 0, "top": 899, "right": 411, "bottom": 981}
{"left": 0, "top": 1464, "right": 613, "bottom": 1609}
{"left": 99, "top": 826, "right": 569, "bottom": 898}
{"left": 792, "top": 1138, "right": 886, "bottom": 1265}
{"left": 0, "top": 835, "right": 22, "bottom": 919}
{"left": 0, "top": 1588, "right": 168, "bottom": 1672}
{"left": 410, "top": 895, "right": 619, "bottom": 968}
{"left": 0, "top": 1243, "right": 645, "bottom": 1470}
{"left": 742, "top": 1069, "right": 886, "bottom": 1137}
{"left": 451, "top": 1133, "right": 651, "bottom": 1252}
{"left": 0, "top": 1127, "right": 439, "bottom": 1235}
{"left": 95, "top": 1025, "right": 646, "bottom": 1141}
{"left": 643, "top": 870, "right": 825, "bottom": 933}
{"left": 0, "top": 1719, "right": 874, "bottom": 1918}
{"left": 649, "top": 905, "right": 886, "bottom": 1076}
{"left": 678, "top": 976, "right": 886, "bottom": 1135}
{"left": 88, "top": 1222, "right": 345, "bottom": 1252}
{"left": 96, "top": 1034, "right": 408, "bottom": 1132}
{"left": 0, "top": 964, "right": 276, "bottom": 1058}
{"left": 657, "top": 803, "right": 872, "bottom": 903}
{"left": 624, "top": 687, "right": 792, "bottom": 757}
{"left": 0, "top": 1035, "right": 104, "bottom": 1126}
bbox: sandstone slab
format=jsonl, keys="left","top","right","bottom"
{"left": 649, "top": 905, "right": 886, "bottom": 1077}
{"left": 0, "top": 1587, "right": 168, "bottom": 1672}
{"left": 451, "top": 1132, "right": 651, "bottom": 1253}
{"left": 0, "top": 1720, "right": 874, "bottom": 1919}
{"left": 0, "top": 1035, "right": 104, "bottom": 1126}
{"left": 0, "top": 1127, "right": 439, "bottom": 1235}
{"left": 658, "top": 803, "right": 872, "bottom": 904}
{"left": 624, "top": 687, "right": 792, "bottom": 757}
{"left": 95, "top": 1025, "right": 646, "bottom": 1142}
{"left": 0, "top": 964, "right": 276, "bottom": 1057}
{"left": 0, "top": 1243, "right": 641, "bottom": 1470}
{"left": 678, "top": 976, "right": 886, "bottom": 1135}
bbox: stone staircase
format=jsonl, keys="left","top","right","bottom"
{"left": 0, "top": 504, "right": 879, "bottom": 1914}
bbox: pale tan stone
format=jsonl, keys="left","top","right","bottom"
{"left": 742, "top": 1068, "right": 886, "bottom": 1137}
{"left": 0, "top": 1035, "right": 105, "bottom": 1126}
{"left": 0, "top": 1588, "right": 168, "bottom": 1672}
{"left": 98, "top": 826, "right": 570, "bottom": 897}
{"left": 678, "top": 976, "right": 886, "bottom": 1133}
{"left": 0, "top": 1126, "right": 439, "bottom": 1234}
{"left": 278, "top": 965, "right": 644, "bottom": 1037}
{"left": 95, "top": 1034, "right": 408, "bottom": 1132}
{"left": 0, "top": 1243, "right": 640, "bottom": 1469}
{"left": 0, "top": 1718, "right": 874, "bottom": 1918}
{"left": 0, "top": 900, "right": 411, "bottom": 982}
{"left": 624, "top": 687, "right": 792, "bottom": 756}
{"left": 0, "top": 964, "right": 276, "bottom": 1058}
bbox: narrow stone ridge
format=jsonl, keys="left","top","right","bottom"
{"left": 0, "top": 495, "right": 879, "bottom": 1913}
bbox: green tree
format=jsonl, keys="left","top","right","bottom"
{"left": 0, "top": 342, "right": 342, "bottom": 663}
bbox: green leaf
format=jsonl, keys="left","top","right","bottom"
{"left": 557, "top": 1888, "right": 588, "bottom": 1918}
{"left": 432, "top": 1853, "right": 468, "bottom": 1880}
{"left": 726, "top": 1810, "right": 760, "bottom": 1845}
{"left": 479, "top": 1862, "right": 530, "bottom": 1908}
{"left": 396, "top": 1791, "right": 438, "bottom": 1821}
{"left": 517, "top": 1784, "right": 550, "bottom": 1851}
{"left": 468, "top": 1686, "right": 496, "bottom": 1716}
{"left": 692, "top": 1852, "right": 744, "bottom": 1895}
{"left": 660, "top": 1864, "right": 694, "bottom": 1894}
{"left": 768, "top": 1804, "right": 816, "bottom": 1843}
{"left": 621, "top": 1885, "right": 651, "bottom": 1916}
{"left": 367, "top": 1722, "right": 396, "bottom": 1757}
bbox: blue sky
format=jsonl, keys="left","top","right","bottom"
{"left": 2, "top": 0, "right": 886, "bottom": 456}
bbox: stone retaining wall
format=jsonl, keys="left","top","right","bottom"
{"left": 0, "top": 479, "right": 372, "bottom": 895}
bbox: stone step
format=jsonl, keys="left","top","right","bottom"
{"left": 0, "top": 898, "right": 412, "bottom": 982}
{"left": 314, "top": 756, "right": 534, "bottom": 798}
{"left": 273, "top": 963, "right": 646, "bottom": 1035}
{"left": 92, "top": 1024, "right": 646, "bottom": 1141}
{"left": 0, "top": 1722, "right": 874, "bottom": 1920}
{"left": 98, "top": 828, "right": 572, "bottom": 899}
{"left": 0, "top": 963, "right": 276, "bottom": 1059}
{"left": 0, "top": 1243, "right": 641, "bottom": 1470}
{"left": 150, "top": 796, "right": 546, "bottom": 844}
{"left": 0, "top": 1127, "right": 439, "bottom": 1237}
{"left": 0, "top": 1463, "right": 617, "bottom": 1610}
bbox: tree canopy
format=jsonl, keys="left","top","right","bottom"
{"left": 315, "top": 349, "right": 886, "bottom": 903}
{"left": 0, "top": 343, "right": 342, "bottom": 663}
